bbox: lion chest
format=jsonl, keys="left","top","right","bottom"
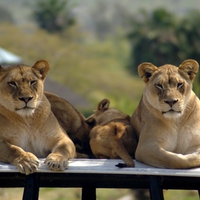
{"left": 7, "top": 126, "right": 50, "bottom": 158}
{"left": 21, "top": 131, "right": 49, "bottom": 157}
{"left": 175, "top": 126, "right": 200, "bottom": 153}
{"left": 160, "top": 125, "right": 200, "bottom": 154}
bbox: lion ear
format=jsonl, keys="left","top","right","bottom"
{"left": 179, "top": 59, "right": 199, "bottom": 81}
{"left": 138, "top": 62, "right": 158, "bottom": 83}
{"left": 32, "top": 60, "right": 50, "bottom": 80}
{"left": 97, "top": 99, "right": 110, "bottom": 111}
{"left": 85, "top": 117, "right": 96, "bottom": 128}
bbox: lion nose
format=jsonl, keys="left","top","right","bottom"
{"left": 164, "top": 99, "right": 178, "bottom": 107}
{"left": 19, "top": 97, "right": 33, "bottom": 103}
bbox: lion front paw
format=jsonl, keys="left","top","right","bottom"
{"left": 116, "top": 161, "right": 135, "bottom": 168}
{"left": 126, "top": 161, "right": 135, "bottom": 167}
{"left": 13, "top": 152, "right": 40, "bottom": 175}
{"left": 44, "top": 153, "right": 68, "bottom": 171}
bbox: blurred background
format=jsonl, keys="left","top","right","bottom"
{"left": 0, "top": 0, "right": 200, "bottom": 199}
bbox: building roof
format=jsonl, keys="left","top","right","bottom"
{"left": 44, "top": 78, "right": 91, "bottom": 108}
{"left": 0, "top": 47, "right": 22, "bottom": 64}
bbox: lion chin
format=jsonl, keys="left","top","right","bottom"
{"left": 162, "top": 110, "right": 182, "bottom": 118}
{"left": 16, "top": 108, "right": 35, "bottom": 117}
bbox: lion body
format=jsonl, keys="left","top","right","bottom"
{"left": 87, "top": 99, "right": 137, "bottom": 167}
{"left": 131, "top": 59, "right": 200, "bottom": 169}
{"left": 45, "top": 91, "right": 92, "bottom": 156}
{"left": 0, "top": 60, "right": 76, "bottom": 175}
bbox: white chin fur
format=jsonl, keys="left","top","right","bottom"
{"left": 16, "top": 109, "right": 35, "bottom": 117}
{"left": 163, "top": 111, "right": 182, "bottom": 119}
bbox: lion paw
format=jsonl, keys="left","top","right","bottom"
{"left": 13, "top": 152, "right": 40, "bottom": 175}
{"left": 44, "top": 153, "right": 68, "bottom": 171}
{"left": 126, "top": 161, "right": 135, "bottom": 167}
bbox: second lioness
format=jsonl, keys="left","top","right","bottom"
{"left": 45, "top": 92, "right": 92, "bottom": 156}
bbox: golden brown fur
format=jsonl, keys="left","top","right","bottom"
{"left": 45, "top": 91, "right": 92, "bottom": 156}
{"left": 87, "top": 99, "right": 137, "bottom": 167}
{"left": 131, "top": 59, "right": 200, "bottom": 169}
{"left": 0, "top": 60, "right": 76, "bottom": 175}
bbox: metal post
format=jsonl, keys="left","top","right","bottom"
{"left": 149, "top": 176, "right": 164, "bottom": 200}
{"left": 22, "top": 174, "right": 39, "bottom": 200}
{"left": 82, "top": 185, "right": 96, "bottom": 200}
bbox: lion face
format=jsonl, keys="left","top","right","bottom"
{"left": 0, "top": 60, "right": 49, "bottom": 116}
{"left": 138, "top": 59, "right": 199, "bottom": 118}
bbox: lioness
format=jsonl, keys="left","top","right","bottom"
{"left": 131, "top": 59, "right": 200, "bottom": 169}
{"left": 87, "top": 99, "right": 137, "bottom": 167}
{"left": 0, "top": 60, "right": 76, "bottom": 175}
{"left": 45, "top": 91, "right": 92, "bottom": 156}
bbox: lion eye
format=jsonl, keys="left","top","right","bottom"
{"left": 8, "top": 81, "right": 17, "bottom": 88}
{"left": 177, "top": 82, "right": 184, "bottom": 89}
{"left": 155, "top": 84, "right": 163, "bottom": 90}
{"left": 30, "top": 80, "right": 37, "bottom": 86}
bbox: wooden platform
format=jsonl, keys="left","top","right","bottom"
{"left": 1, "top": 159, "right": 200, "bottom": 200}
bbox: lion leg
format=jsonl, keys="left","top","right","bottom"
{"left": 0, "top": 141, "right": 39, "bottom": 175}
{"left": 111, "top": 139, "right": 135, "bottom": 167}
{"left": 45, "top": 137, "right": 76, "bottom": 171}
{"left": 136, "top": 145, "right": 200, "bottom": 169}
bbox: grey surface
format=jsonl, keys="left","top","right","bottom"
{"left": 44, "top": 78, "right": 91, "bottom": 108}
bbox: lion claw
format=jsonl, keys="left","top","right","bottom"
{"left": 14, "top": 152, "right": 40, "bottom": 175}
{"left": 45, "top": 153, "right": 68, "bottom": 171}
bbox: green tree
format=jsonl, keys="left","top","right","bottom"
{"left": 176, "top": 10, "right": 200, "bottom": 62}
{"left": 33, "top": 0, "right": 75, "bottom": 33}
{"left": 0, "top": 6, "right": 14, "bottom": 24}
{"left": 127, "top": 8, "right": 180, "bottom": 74}
{"left": 176, "top": 10, "right": 200, "bottom": 96}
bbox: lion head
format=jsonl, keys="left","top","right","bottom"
{"left": 87, "top": 98, "right": 130, "bottom": 125}
{"left": 0, "top": 60, "right": 49, "bottom": 117}
{"left": 138, "top": 59, "right": 199, "bottom": 118}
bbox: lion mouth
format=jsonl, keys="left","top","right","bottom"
{"left": 162, "top": 109, "right": 181, "bottom": 114}
{"left": 15, "top": 106, "right": 36, "bottom": 117}
{"left": 15, "top": 106, "right": 35, "bottom": 111}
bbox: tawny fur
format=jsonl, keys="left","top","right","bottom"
{"left": 0, "top": 60, "right": 76, "bottom": 175}
{"left": 45, "top": 92, "right": 92, "bottom": 157}
{"left": 131, "top": 59, "right": 200, "bottom": 169}
{"left": 87, "top": 99, "right": 137, "bottom": 167}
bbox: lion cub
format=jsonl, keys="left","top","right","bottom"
{"left": 0, "top": 60, "right": 76, "bottom": 175}
{"left": 86, "top": 99, "right": 137, "bottom": 167}
{"left": 131, "top": 59, "right": 200, "bottom": 169}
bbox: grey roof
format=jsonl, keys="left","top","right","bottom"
{"left": 44, "top": 78, "right": 91, "bottom": 108}
{"left": 0, "top": 47, "right": 22, "bottom": 64}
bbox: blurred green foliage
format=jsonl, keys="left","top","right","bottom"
{"left": 127, "top": 8, "right": 200, "bottom": 70}
{"left": 0, "top": 23, "right": 143, "bottom": 116}
{"left": 32, "top": 0, "right": 75, "bottom": 33}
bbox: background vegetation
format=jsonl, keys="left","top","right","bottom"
{"left": 0, "top": 0, "right": 200, "bottom": 199}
